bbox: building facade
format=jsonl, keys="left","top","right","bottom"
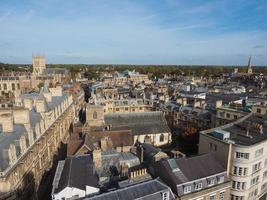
{"left": 199, "top": 114, "right": 267, "bottom": 200}
{"left": 0, "top": 86, "right": 74, "bottom": 199}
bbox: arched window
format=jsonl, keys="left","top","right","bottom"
{"left": 144, "top": 135, "right": 151, "bottom": 143}
{"left": 93, "top": 111, "right": 97, "bottom": 119}
{"left": 160, "top": 134, "right": 164, "bottom": 142}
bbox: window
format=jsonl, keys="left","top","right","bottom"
{"left": 255, "top": 148, "right": 263, "bottom": 157}
{"left": 233, "top": 167, "right": 248, "bottom": 176}
{"left": 218, "top": 176, "right": 224, "bottom": 183}
{"left": 244, "top": 168, "right": 247, "bottom": 176}
{"left": 234, "top": 115, "right": 238, "bottom": 119}
{"left": 231, "top": 195, "right": 244, "bottom": 200}
{"left": 125, "top": 107, "right": 129, "bottom": 111}
{"left": 162, "top": 192, "right": 169, "bottom": 200}
{"left": 263, "top": 171, "right": 267, "bottom": 180}
{"left": 219, "top": 191, "right": 225, "bottom": 200}
{"left": 251, "top": 176, "right": 259, "bottom": 186}
{"left": 183, "top": 185, "right": 191, "bottom": 194}
{"left": 235, "top": 152, "right": 249, "bottom": 159}
{"left": 261, "top": 182, "right": 267, "bottom": 192}
{"left": 233, "top": 166, "right": 237, "bottom": 175}
{"left": 257, "top": 108, "right": 261, "bottom": 113}
{"left": 209, "top": 143, "right": 217, "bottom": 152}
{"left": 3, "top": 83, "right": 7, "bottom": 90}
{"left": 116, "top": 108, "right": 119, "bottom": 111}
{"left": 93, "top": 111, "right": 97, "bottom": 119}
{"left": 195, "top": 182, "right": 202, "bottom": 190}
{"left": 160, "top": 134, "right": 164, "bottom": 142}
{"left": 252, "top": 162, "right": 261, "bottom": 173}
{"left": 210, "top": 194, "right": 216, "bottom": 200}
{"left": 207, "top": 178, "right": 215, "bottom": 186}
{"left": 226, "top": 113, "right": 230, "bottom": 118}
{"left": 11, "top": 83, "right": 15, "bottom": 91}
{"left": 232, "top": 181, "right": 246, "bottom": 190}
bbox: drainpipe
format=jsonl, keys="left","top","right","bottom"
{"left": 227, "top": 143, "right": 232, "bottom": 178}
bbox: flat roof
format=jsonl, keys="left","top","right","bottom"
{"left": 204, "top": 114, "right": 267, "bottom": 146}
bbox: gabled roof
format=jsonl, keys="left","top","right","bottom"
{"left": 155, "top": 154, "right": 226, "bottom": 185}
{"left": 54, "top": 155, "right": 99, "bottom": 194}
{"left": 104, "top": 112, "right": 170, "bottom": 135}
{"left": 82, "top": 179, "right": 175, "bottom": 200}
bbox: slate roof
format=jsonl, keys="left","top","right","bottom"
{"left": 154, "top": 154, "right": 226, "bottom": 185}
{"left": 0, "top": 90, "right": 70, "bottom": 173}
{"left": 98, "top": 150, "right": 120, "bottom": 179}
{"left": 104, "top": 111, "right": 170, "bottom": 135}
{"left": 0, "top": 124, "right": 28, "bottom": 171}
{"left": 54, "top": 155, "right": 99, "bottom": 194}
{"left": 82, "top": 179, "right": 175, "bottom": 200}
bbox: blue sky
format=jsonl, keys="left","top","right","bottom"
{"left": 0, "top": 0, "right": 267, "bottom": 65}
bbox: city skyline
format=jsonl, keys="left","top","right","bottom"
{"left": 1, "top": 0, "right": 267, "bottom": 65}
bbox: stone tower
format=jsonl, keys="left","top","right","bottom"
{"left": 247, "top": 56, "right": 253, "bottom": 74}
{"left": 86, "top": 105, "right": 104, "bottom": 127}
{"left": 32, "top": 55, "right": 46, "bottom": 76}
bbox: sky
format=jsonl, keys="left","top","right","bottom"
{"left": 0, "top": 0, "right": 267, "bottom": 65}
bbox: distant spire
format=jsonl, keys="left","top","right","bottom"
{"left": 247, "top": 56, "right": 253, "bottom": 74}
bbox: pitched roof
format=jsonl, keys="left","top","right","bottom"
{"left": 155, "top": 154, "right": 226, "bottom": 185}
{"left": 104, "top": 111, "right": 170, "bottom": 135}
{"left": 54, "top": 155, "right": 98, "bottom": 194}
{"left": 83, "top": 179, "right": 175, "bottom": 200}
{"left": 84, "top": 130, "right": 133, "bottom": 150}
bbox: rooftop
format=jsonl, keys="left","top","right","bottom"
{"left": 83, "top": 179, "right": 175, "bottom": 200}
{"left": 204, "top": 113, "right": 267, "bottom": 146}
{"left": 104, "top": 111, "right": 170, "bottom": 135}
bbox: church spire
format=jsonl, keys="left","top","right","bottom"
{"left": 247, "top": 56, "right": 253, "bottom": 74}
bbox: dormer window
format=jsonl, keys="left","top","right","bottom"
{"left": 218, "top": 176, "right": 224, "bottom": 184}
{"left": 207, "top": 178, "right": 215, "bottom": 186}
{"left": 183, "top": 185, "right": 191, "bottom": 194}
{"left": 195, "top": 182, "right": 202, "bottom": 190}
{"left": 162, "top": 192, "right": 169, "bottom": 200}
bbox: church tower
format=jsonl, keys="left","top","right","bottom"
{"left": 247, "top": 56, "right": 253, "bottom": 74}
{"left": 32, "top": 55, "right": 46, "bottom": 76}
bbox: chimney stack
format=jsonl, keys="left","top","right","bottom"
{"left": 260, "top": 125, "right": 263, "bottom": 134}
{"left": 0, "top": 113, "right": 14, "bottom": 133}
{"left": 93, "top": 148, "right": 102, "bottom": 169}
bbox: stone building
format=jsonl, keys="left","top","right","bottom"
{"left": 0, "top": 55, "right": 69, "bottom": 99}
{"left": 85, "top": 106, "right": 171, "bottom": 147}
{"left": 32, "top": 55, "right": 46, "bottom": 76}
{"left": 0, "top": 85, "right": 74, "bottom": 199}
{"left": 199, "top": 113, "right": 267, "bottom": 200}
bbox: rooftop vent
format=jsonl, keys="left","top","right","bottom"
{"left": 212, "top": 130, "right": 230, "bottom": 140}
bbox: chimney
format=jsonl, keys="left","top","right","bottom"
{"left": 0, "top": 113, "right": 14, "bottom": 133}
{"left": 93, "top": 148, "right": 102, "bottom": 169}
{"left": 100, "top": 137, "right": 108, "bottom": 151}
{"left": 13, "top": 109, "right": 30, "bottom": 124}
{"left": 260, "top": 125, "right": 263, "bottom": 134}
{"left": 36, "top": 98, "right": 47, "bottom": 113}
{"left": 23, "top": 98, "right": 33, "bottom": 110}
{"left": 216, "top": 100, "right": 223, "bottom": 108}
